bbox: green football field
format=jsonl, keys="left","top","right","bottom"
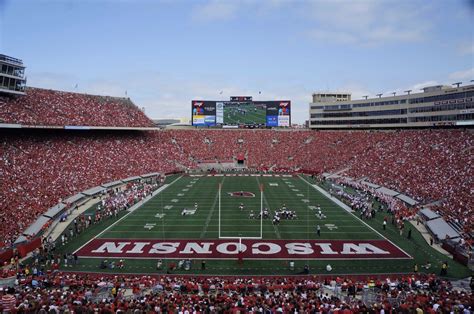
{"left": 59, "top": 175, "right": 471, "bottom": 277}
{"left": 93, "top": 175, "right": 384, "bottom": 240}
{"left": 224, "top": 104, "right": 266, "bottom": 125}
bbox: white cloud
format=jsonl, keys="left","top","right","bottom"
{"left": 308, "top": 29, "right": 357, "bottom": 45}
{"left": 449, "top": 68, "right": 474, "bottom": 81}
{"left": 86, "top": 80, "right": 128, "bottom": 97}
{"left": 305, "top": 0, "right": 432, "bottom": 46}
{"left": 321, "top": 81, "right": 446, "bottom": 102}
{"left": 377, "top": 81, "right": 441, "bottom": 97}
{"left": 250, "top": 87, "right": 311, "bottom": 124}
{"left": 30, "top": 69, "right": 473, "bottom": 125}
{"left": 458, "top": 42, "right": 474, "bottom": 55}
{"left": 340, "top": 84, "right": 371, "bottom": 100}
{"left": 410, "top": 81, "right": 440, "bottom": 92}
{"left": 28, "top": 73, "right": 131, "bottom": 98}
{"left": 191, "top": 0, "right": 240, "bottom": 21}
{"left": 27, "top": 72, "right": 78, "bottom": 91}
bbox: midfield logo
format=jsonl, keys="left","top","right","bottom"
{"left": 227, "top": 191, "right": 255, "bottom": 198}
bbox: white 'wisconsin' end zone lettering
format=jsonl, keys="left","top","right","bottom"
{"left": 340, "top": 243, "right": 390, "bottom": 255}
{"left": 91, "top": 242, "right": 130, "bottom": 253}
{"left": 79, "top": 239, "right": 409, "bottom": 259}
{"left": 285, "top": 243, "right": 314, "bottom": 255}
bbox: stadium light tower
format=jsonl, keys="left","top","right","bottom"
{"left": 452, "top": 82, "right": 462, "bottom": 88}
{"left": 391, "top": 92, "right": 396, "bottom": 97}
{"left": 362, "top": 95, "right": 368, "bottom": 100}
{"left": 376, "top": 93, "right": 383, "bottom": 98}
{"left": 404, "top": 90, "right": 412, "bottom": 95}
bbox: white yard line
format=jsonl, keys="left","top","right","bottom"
{"left": 73, "top": 175, "right": 183, "bottom": 253}
{"left": 103, "top": 230, "right": 376, "bottom": 234}
{"left": 200, "top": 177, "right": 226, "bottom": 238}
{"left": 256, "top": 176, "right": 281, "bottom": 239}
{"left": 114, "top": 223, "right": 368, "bottom": 228}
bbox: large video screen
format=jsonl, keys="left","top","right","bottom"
{"left": 192, "top": 100, "right": 290, "bottom": 127}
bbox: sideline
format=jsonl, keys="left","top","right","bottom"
{"left": 73, "top": 175, "right": 183, "bottom": 254}
{"left": 408, "top": 220, "right": 452, "bottom": 257}
{"left": 47, "top": 198, "right": 101, "bottom": 242}
{"left": 298, "top": 175, "right": 412, "bottom": 259}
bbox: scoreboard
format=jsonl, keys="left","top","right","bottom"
{"left": 192, "top": 97, "right": 291, "bottom": 127}
{"left": 230, "top": 96, "right": 252, "bottom": 102}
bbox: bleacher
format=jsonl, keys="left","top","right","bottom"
{"left": 0, "top": 87, "right": 154, "bottom": 128}
{"left": 1, "top": 129, "right": 473, "bottom": 248}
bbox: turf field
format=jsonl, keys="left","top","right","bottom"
{"left": 80, "top": 175, "right": 393, "bottom": 241}
{"left": 224, "top": 104, "right": 266, "bottom": 125}
{"left": 61, "top": 175, "right": 471, "bottom": 277}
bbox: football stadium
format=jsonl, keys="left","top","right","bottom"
{"left": 0, "top": 1, "right": 473, "bottom": 312}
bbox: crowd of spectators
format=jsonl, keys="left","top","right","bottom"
{"left": 0, "top": 127, "right": 473, "bottom": 312}
{"left": 0, "top": 131, "right": 183, "bottom": 247}
{"left": 168, "top": 129, "right": 473, "bottom": 241}
{"left": 329, "top": 177, "right": 416, "bottom": 224}
{"left": 0, "top": 88, "right": 154, "bottom": 127}
{"left": 339, "top": 130, "right": 473, "bottom": 242}
{"left": 0, "top": 270, "right": 472, "bottom": 313}
{"left": 98, "top": 181, "right": 160, "bottom": 216}
{"left": 0, "top": 89, "right": 472, "bottom": 313}
{"left": 27, "top": 181, "right": 161, "bottom": 273}
{"left": 0, "top": 129, "right": 472, "bottom": 248}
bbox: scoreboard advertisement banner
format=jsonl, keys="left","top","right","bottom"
{"left": 216, "top": 102, "right": 224, "bottom": 124}
{"left": 192, "top": 100, "right": 291, "bottom": 127}
{"left": 263, "top": 101, "right": 290, "bottom": 127}
{"left": 192, "top": 101, "right": 216, "bottom": 126}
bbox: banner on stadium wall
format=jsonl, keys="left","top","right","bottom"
{"left": 16, "top": 237, "right": 42, "bottom": 258}
{"left": 0, "top": 276, "right": 16, "bottom": 288}
{"left": 0, "top": 249, "right": 13, "bottom": 266}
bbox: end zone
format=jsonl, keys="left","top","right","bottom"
{"left": 75, "top": 239, "right": 412, "bottom": 260}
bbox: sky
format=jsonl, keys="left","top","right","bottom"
{"left": 0, "top": 0, "right": 473, "bottom": 124}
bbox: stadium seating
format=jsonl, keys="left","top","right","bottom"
{"left": 167, "top": 129, "right": 473, "bottom": 241}
{"left": 340, "top": 130, "right": 474, "bottom": 242}
{"left": 0, "top": 129, "right": 472, "bottom": 249}
{"left": 0, "top": 271, "right": 471, "bottom": 313}
{"left": 0, "top": 131, "right": 183, "bottom": 246}
{"left": 0, "top": 126, "right": 473, "bottom": 312}
{"left": 0, "top": 88, "right": 154, "bottom": 127}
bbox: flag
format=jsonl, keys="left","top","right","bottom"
{"left": 219, "top": 91, "right": 223, "bottom": 95}
{"left": 258, "top": 91, "right": 261, "bottom": 94}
